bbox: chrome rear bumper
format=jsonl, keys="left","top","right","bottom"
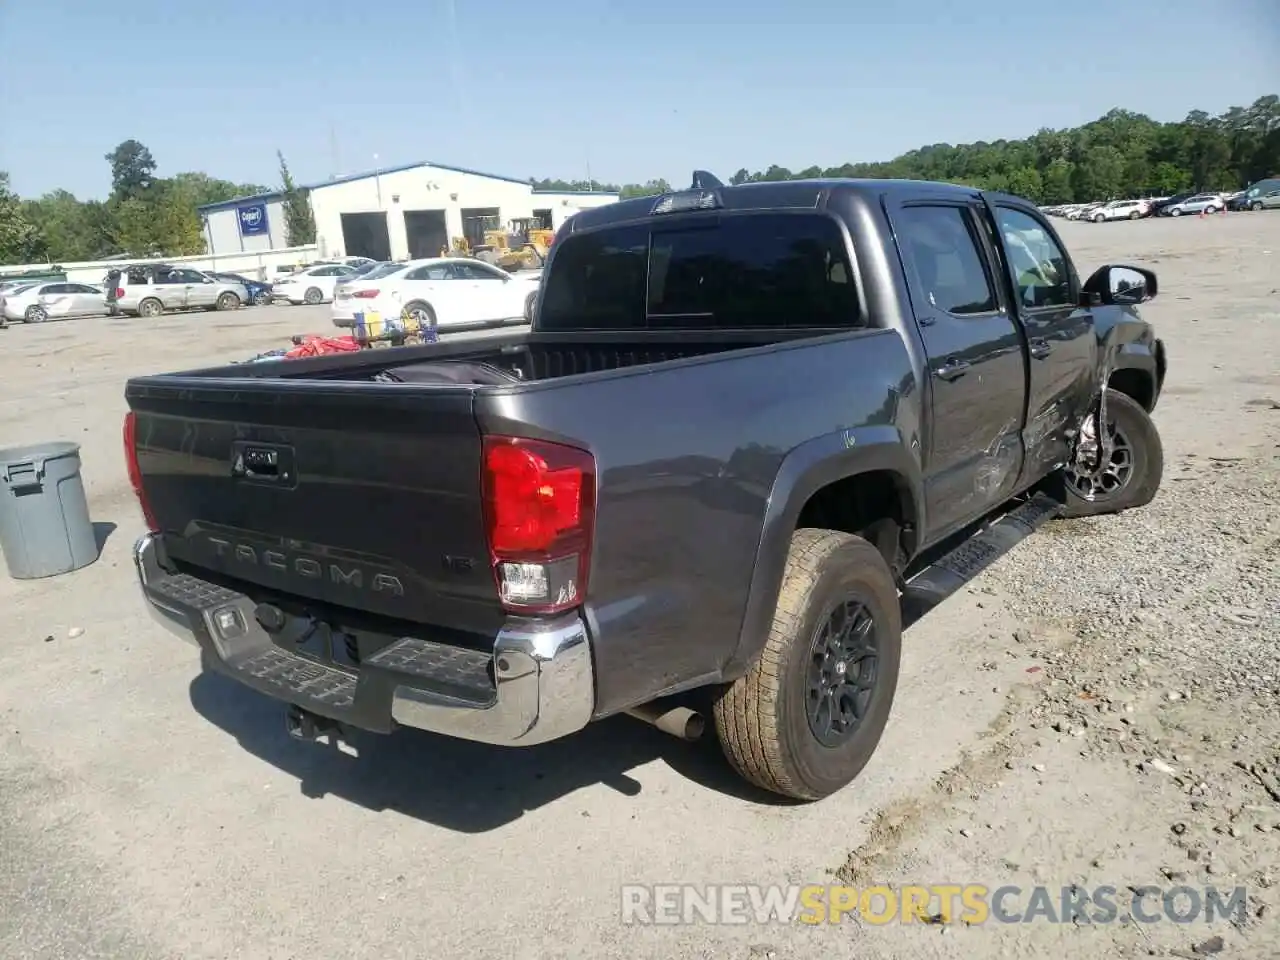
{"left": 133, "top": 533, "right": 595, "bottom": 746}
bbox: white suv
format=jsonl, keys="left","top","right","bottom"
{"left": 1088, "top": 200, "right": 1150, "bottom": 223}
{"left": 104, "top": 264, "right": 248, "bottom": 317}
{"left": 271, "top": 263, "right": 359, "bottom": 305}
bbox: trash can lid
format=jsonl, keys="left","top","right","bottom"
{"left": 0, "top": 440, "right": 80, "bottom": 467}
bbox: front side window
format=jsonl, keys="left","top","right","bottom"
{"left": 993, "top": 207, "right": 1072, "bottom": 309}
{"left": 539, "top": 212, "right": 861, "bottom": 331}
{"left": 452, "top": 262, "right": 507, "bottom": 282}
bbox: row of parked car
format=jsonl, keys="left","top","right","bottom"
{"left": 1042, "top": 176, "right": 1280, "bottom": 224}
{"left": 0, "top": 253, "right": 544, "bottom": 329}
{"left": 0, "top": 256, "right": 377, "bottom": 325}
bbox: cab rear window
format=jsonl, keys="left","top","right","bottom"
{"left": 538, "top": 212, "right": 862, "bottom": 330}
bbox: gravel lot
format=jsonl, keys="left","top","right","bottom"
{"left": 2, "top": 212, "right": 1278, "bottom": 960}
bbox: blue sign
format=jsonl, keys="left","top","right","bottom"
{"left": 237, "top": 203, "right": 269, "bottom": 237}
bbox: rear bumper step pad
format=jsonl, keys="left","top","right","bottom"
{"left": 133, "top": 533, "right": 595, "bottom": 746}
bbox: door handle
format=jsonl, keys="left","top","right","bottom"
{"left": 1029, "top": 339, "right": 1052, "bottom": 360}
{"left": 934, "top": 358, "right": 971, "bottom": 382}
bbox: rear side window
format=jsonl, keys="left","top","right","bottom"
{"left": 538, "top": 213, "right": 861, "bottom": 330}
{"left": 895, "top": 205, "right": 997, "bottom": 316}
{"left": 362, "top": 262, "right": 407, "bottom": 280}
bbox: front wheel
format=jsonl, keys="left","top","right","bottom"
{"left": 24, "top": 305, "right": 48, "bottom": 323}
{"left": 713, "top": 529, "right": 902, "bottom": 801}
{"left": 216, "top": 292, "right": 241, "bottom": 311}
{"left": 1092, "top": 213, "right": 1105, "bottom": 223}
{"left": 1061, "top": 389, "right": 1163, "bottom": 519}
{"left": 1251, "top": 201, "right": 1264, "bottom": 212}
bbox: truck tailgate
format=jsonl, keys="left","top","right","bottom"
{"left": 126, "top": 378, "right": 502, "bottom": 635}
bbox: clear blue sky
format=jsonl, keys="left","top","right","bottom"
{"left": 2, "top": 0, "right": 1277, "bottom": 199}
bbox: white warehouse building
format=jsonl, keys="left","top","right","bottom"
{"left": 197, "top": 161, "right": 620, "bottom": 262}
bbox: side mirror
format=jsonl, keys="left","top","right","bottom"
{"left": 1081, "top": 264, "right": 1157, "bottom": 306}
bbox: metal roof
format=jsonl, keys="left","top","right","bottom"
{"left": 197, "top": 160, "right": 620, "bottom": 213}
{"left": 195, "top": 190, "right": 286, "bottom": 214}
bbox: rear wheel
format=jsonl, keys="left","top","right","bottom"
{"left": 1092, "top": 213, "right": 1105, "bottom": 223}
{"left": 1128, "top": 210, "right": 1140, "bottom": 220}
{"left": 216, "top": 292, "right": 241, "bottom": 311}
{"left": 713, "top": 529, "right": 902, "bottom": 801}
{"left": 303, "top": 287, "right": 323, "bottom": 305}
{"left": 138, "top": 298, "right": 163, "bottom": 318}
{"left": 403, "top": 300, "right": 437, "bottom": 330}
{"left": 24, "top": 305, "right": 48, "bottom": 323}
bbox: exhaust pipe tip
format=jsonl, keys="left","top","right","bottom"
{"left": 625, "top": 703, "right": 705, "bottom": 741}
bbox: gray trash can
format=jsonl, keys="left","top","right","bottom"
{"left": 0, "top": 441, "right": 98, "bottom": 580}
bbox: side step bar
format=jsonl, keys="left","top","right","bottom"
{"left": 900, "top": 492, "right": 1062, "bottom": 622}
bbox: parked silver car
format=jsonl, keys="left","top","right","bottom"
{"left": 1161, "top": 193, "right": 1224, "bottom": 217}
{"left": 1, "top": 280, "right": 108, "bottom": 325}
{"left": 105, "top": 264, "right": 248, "bottom": 317}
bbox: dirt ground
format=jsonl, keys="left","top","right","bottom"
{"left": 1, "top": 211, "right": 1278, "bottom": 960}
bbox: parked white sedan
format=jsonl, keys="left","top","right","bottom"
{"left": 1, "top": 280, "right": 108, "bottom": 325}
{"left": 331, "top": 257, "right": 540, "bottom": 330}
{"left": 272, "top": 263, "right": 359, "bottom": 305}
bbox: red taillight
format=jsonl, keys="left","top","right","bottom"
{"left": 352, "top": 288, "right": 379, "bottom": 298}
{"left": 115, "top": 288, "right": 124, "bottom": 298}
{"left": 122, "top": 412, "right": 159, "bottom": 532}
{"left": 481, "top": 436, "right": 595, "bottom": 615}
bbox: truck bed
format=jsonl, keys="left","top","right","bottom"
{"left": 171, "top": 329, "right": 838, "bottom": 385}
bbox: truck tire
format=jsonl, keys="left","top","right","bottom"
{"left": 713, "top": 529, "right": 902, "bottom": 801}
{"left": 1060, "top": 388, "right": 1163, "bottom": 518}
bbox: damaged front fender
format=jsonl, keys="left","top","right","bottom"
{"left": 1073, "top": 306, "right": 1165, "bottom": 470}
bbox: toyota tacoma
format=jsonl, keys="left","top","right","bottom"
{"left": 123, "top": 172, "right": 1167, "bottom": 800}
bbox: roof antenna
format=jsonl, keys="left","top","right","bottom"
{"left": 690, "top": 170, "right": 723, "bottom": 190}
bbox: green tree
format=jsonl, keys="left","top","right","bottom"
{"left": 1040, "top": 159, "right": 1074, "bottom": 204}
{"left": 619, "top": 179, "right": 672, "bottom": 199}
{"left": 105, "top": 139, "right": 158, "bottom": 201}
{"left": 0, "top": 172, "right": 47, "bottom": 264}
{"left": 278, "top": 151, "right": 316, "bottom": 246}
{"left": 22, "top": 190, "right": 107, "bottom": 261}
{"left": 107, "top": 198, "right": 157, "bottom": 256}
{"left": 1006, "top": 167, "right": 1044, "bottom": 202}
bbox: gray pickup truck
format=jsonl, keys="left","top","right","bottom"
{"left": 123, "top": 172, "right": 1167, "bottom": 801}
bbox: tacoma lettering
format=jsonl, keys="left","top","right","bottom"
{"left": 205, "top": 537, "right": 405, "bottom": 596}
